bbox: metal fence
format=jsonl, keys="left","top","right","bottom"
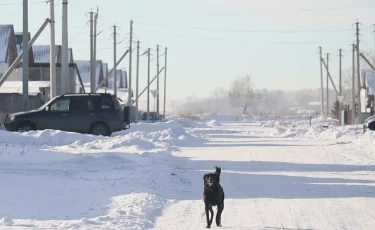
{"left": 0, "top": 94, "right": 45, "bottom": 125}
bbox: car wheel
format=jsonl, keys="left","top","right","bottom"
{"left": 17, "top": 122, "right": 36, "bottom": 132}
{"left": 369, "top": 121, "right": 375, "bottom": 131}
{"left": 90, "top": 123, "right": 111, "bottom": 136}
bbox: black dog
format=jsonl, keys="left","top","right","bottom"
{"left": 203, "top": 166, "right": 225, "bottom": 228}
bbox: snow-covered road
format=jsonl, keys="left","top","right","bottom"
{"left": 154, "top": 123, "right": 375, "bottom": 230}
{"left": 2, "top": 119, "right": 375, "bottom": 229}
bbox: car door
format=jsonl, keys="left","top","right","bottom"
{"left": 91, "top": 96, "right": 115, "bottom": 128}
{"left": 69, "top": 96, "right": 96, "bottom": 133}
{"left": 37, "top": 97, "right": 71, "bottom": 131}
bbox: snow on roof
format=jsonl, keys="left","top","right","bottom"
{"left": 76, "top": 60, "right": 102, "bottom": 87}
{"left": 0, "top": 25, "right": 13, "bottom": 63}
{"left": 32, "top": 45, "right": 60, "bottom": 63}
{"left": 0, "top": 81, "right": 49, "bottom": 95}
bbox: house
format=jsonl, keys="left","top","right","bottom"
{"left": 0, "top": 25, "right": 18, "bottom": 80}
{"left": 108, "top": 69, "right": 127, "bottom": 88}
{"left": 16, "top": 44, "right": 84, "bottom": 94}
{"left": 76, "top": 60, "right": 104, "bottom": 90}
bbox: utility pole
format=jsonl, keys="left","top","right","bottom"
{"left": 22, "top": 0, "right": 29, "bottom": 110}
{"left": 128, "top": 20, "right": 133, "bottom": 107}
{"left": 163, "top": 47, "right": 168, "bottom": 119}
{"left": 113, "top": 25, "right": 117, "bottom": 95}
{"left": 49, "top": 0, "right": 57, "bottom": 98}
{"left": 156, "top": 44, "right": 160, "bottom": 116}
{"left": 339, "top": 48, "right": 343, "bottom": 123}
{"left": 355, "top": 21, "right": 361, "bottom": 123}
{"left": 89, "top": 11, "right": 95, "bottom": 93}
{"left": 147, "top": 48, "right": 150, "bottom": 121}
{"left": 94, "top": 7, "right": 98, "bottom": 68}
{"left": 135, "top": 41, "right": 140, "bottom": 122}
{"left": 326, "top": 53, "right": 330, "bottom": 117}
{"left": 352, "top": 44, "right": 356, "bottom": 125}
{"left": 319, "top": 47, "right": 324, "bottom": 117}
{"left": 61, "top": 0, "right": 69, "bottom": 94}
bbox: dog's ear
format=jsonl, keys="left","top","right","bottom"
{"left": 203, "top": 174, "right": 207, "bottom": 181}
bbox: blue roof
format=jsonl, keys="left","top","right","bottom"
{"left": 0, "top": 25, "right": 13, "bottom": 63}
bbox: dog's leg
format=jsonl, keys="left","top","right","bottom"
{"left": 216, "top": 204, "right": 223, "bottom": 227}
{"left": 216, "top": 195, "right": 224, "bottom": 227}
{"left": 205, "top": 204, "right": 211, "bottom": 228}
{"left": 209, "top": 207, "right": 214, "bottom": 227}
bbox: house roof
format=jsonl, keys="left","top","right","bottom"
{"left": 32, "top": 45, "right": 60, "bottom": 64}
{"left": 0, "top": 81, "right": 50, "bottom": 95}
{"left": 0, "top": 25, "right": 13, "bottom": 63}
{"left": 76, "top": 60, "right": 103, "bottom": 87}
{"left": 14, "top": 32, "right": 34, "bottom": 64}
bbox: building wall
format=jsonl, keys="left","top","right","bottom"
{"left": 17, "top": 66, "right": 78, "bottom": 94}
{"left": 0, "top": 63, "right": 21, "bottom": 81}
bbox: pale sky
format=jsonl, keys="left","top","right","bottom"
{"left": 1, "top": 0, "right": 375, "bottom": 100}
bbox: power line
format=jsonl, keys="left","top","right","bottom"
{"left": 298, "top": 4, "right": 375, "bottom": 12}
{"left": 136, "top": 22, "right": 355, "bottom": 34}
{"left": 160, "top": 32, "right": 356, "bottom": 45}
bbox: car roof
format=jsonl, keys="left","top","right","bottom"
{"left": 61, "top": 93, "right": 113, "bottom": 97}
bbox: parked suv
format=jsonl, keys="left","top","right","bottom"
{"left": 4, "top": 93, "right": 130, "bottom": 136}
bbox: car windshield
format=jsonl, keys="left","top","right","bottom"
{"left": 38, "top": 97, "right": 57, "bottom": 110}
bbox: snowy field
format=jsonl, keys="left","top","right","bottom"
{"left": 1, "top": 114, "right": 375, "bottom": 229}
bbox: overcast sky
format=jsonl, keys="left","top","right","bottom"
{"left": 1, "top": 0, "right": 375, "bottom": 100}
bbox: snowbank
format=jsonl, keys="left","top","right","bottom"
{"left": 207, "top": 119, "right": 222, "bottom": 127}
{"left": 0, "top": 118, "right": 199, "bottom": 229}
{"left": 0, "top": 120, "right": 203, "bottom": 149}
{"left": 199, "top": 114, "right": 256, "bottom": 123}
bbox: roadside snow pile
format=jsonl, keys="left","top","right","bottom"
{"left": 271, "top": 122, "right": 363, "bottom": 142}
{"left": 207, "top": 119, "right": 222, "bottom": 127}
{"left": 262, "top": 120, "right": 290, "bottom": 128}
{"left": 1, "top": 217, "right": 14, "bottom": 226}
{"left": 0, "top": 120, "right": 204, "bottom": 149}
{"left": 264, "top": 116, "right": 338, "bottom": 129}
{"left": 0, "top": 120, "right": 195, "bottom": 229}
{"left": 199, "top": 114, "right": 255, "bottom": 123}
{"left": 0, "top": 129, "right": 101, "bottom": 146}
{"left": 171, "top": 117, "right": 208, "bottom": 128}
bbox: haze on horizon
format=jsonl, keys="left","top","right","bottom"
{"left": 0, "top": 0, "right": 374, "bottom": 102}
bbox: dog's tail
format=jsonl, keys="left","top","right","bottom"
{"left": 215, "top": 166, "right": 221, "bottom": 174}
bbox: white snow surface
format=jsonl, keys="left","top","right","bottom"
{"left": 1, "top": 114, "right": 375, "bottom": 229}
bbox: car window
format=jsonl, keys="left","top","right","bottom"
{"left": 69, "top": 96, "right": 93, "bottom": 111}
{"left": 111, "top": 96, "right": 122, "bottom": 110}
{"left": 100, "top": 97, "right": 114, "bottom": 110}
{"left": 50, "top": 98, "right": 70, "bottom": 112}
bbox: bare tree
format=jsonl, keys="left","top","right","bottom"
{"left": 228, "top": 75, "right": 254, "bottom": 114}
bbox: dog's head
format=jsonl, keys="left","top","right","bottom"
{"left": 203, "top": 173, "right": 219, "bottom": 188}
